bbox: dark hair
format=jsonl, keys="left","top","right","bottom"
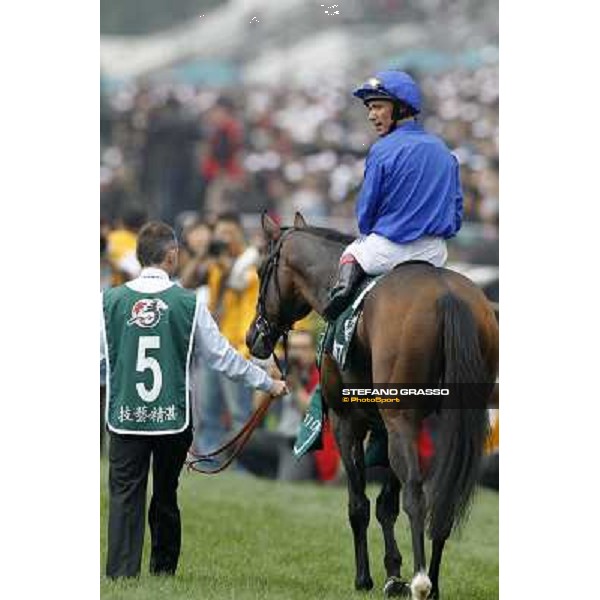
{"left": 136, "top": 221, "right": 178, "bottom": 267}
{"left": 122, "top": 205, "right": 147, "bottom": 231}
{"left": 216, "top": 211, "right": 242, "bottom": 228}
{"left": 393, "top": 100, "right": 418, "bottom": 121}
{"left": 183, "top": 218, "right": 211, "bottom": 239}
{"left": 215, "top": 96, "right": 235, "bottom": 111}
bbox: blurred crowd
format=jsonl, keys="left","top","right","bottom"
{"left": 101, "top": 64, "right": 498, "bottom": 232}
{"left": 100, "top": 64, "right": 499, "bottom": 485}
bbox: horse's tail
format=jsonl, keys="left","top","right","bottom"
{"left": 427, "top": 292, "right": 491, "bottom": 540}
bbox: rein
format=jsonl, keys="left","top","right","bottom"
{"left": 187, "top": 229, "right": 294, "bottom": 475}
{"left": 187, "top": 393, "right": 276, "bottom": 474}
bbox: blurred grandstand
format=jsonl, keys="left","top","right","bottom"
{"left": 100, "top": 0, "right": 498, "bottom": 296}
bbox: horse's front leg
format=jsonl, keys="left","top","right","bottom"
{"left": 332, "top": 413, "right": 373, "bottom": 592}
{"left": 384, "top": 412, "right": 431, "bottom": 600}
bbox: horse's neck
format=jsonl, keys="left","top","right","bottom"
{"left": 290, "top": 236, "right": 344, "bottom": 315}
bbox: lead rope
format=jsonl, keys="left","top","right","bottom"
{"left": 187, "top": 336, "right": 289, "bottom": 475}
{"left": 187, "top": 331, "right": 290, "bottom": 475}
{"left": 187, "top": 394, "right": 276, "bottom": 474}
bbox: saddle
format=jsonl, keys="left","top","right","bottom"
{"left": 319, "top": 260, "right": 433, "bottom": 371}
{"left": 318, "top": 275, "right": 383, "bottom": 371}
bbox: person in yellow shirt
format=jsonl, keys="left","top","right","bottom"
{"left": 480, "top": 408, "right": 499, "bottom": 490}
{"left": 192, "top": 213, "right": 261, "bottom": 455}
{"left": 485, "top": 409, "right": 499, "bottom": 455}
{"left": 106, "top": 207, "right": 146, "bottom": 286}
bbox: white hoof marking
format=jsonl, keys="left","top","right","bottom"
{"left": 410, "top": 571, "right": 432, "bottom": 600}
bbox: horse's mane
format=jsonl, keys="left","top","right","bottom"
{"left": 283, "top": 225, "right": 354, "bottom": 245}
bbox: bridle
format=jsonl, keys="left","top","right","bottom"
{"left": 253, "top": 228, "right": 295, "bottom": 377}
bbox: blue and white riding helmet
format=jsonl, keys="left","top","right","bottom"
{"left": 353, "top": 70, "right": 422, "bottom": 115}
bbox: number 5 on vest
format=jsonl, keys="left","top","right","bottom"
{"left": 136, "top": 336, "right": 162, "bottom": 402}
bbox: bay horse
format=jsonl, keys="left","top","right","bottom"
{"left": 246, "top": 212, "right": 499, "bottom": 600}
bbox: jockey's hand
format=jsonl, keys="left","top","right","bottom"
{"left": 269, "top": 379, "right": 289, "bottom": 399}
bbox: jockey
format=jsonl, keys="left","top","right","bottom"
{"left": 323, "top": 70, "right": 464, "bottom": 320}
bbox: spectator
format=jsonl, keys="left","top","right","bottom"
{"left": 100, "top": 227, "right": 113, "bottom": 291}
{"left": 142, "top": 94, "right": 202, "bottom": 223}
{"left": 192, "top": 212, "right": 261, "bottom": 456}
{"left": 177, "top": 218, "right": 213, "bottom": 297}
{"left": 200, "top": 97, "right": 244, "bottom": 217}
{"left": 177, "top": 218, "right": 213, "bottom": 457}
{"left": 106, "top": 205, "right": 146, "bottom": 285}
{"left": 480, "top": 409, "right": 499, "bottom": 491}
{"left": 283, "top": 174, "right": 328, "bottom": 220}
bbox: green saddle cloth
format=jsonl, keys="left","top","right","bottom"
{"left": 293, "top": 385, "right": 324, "bottom": 458}
{"left": 293, "top": 384, "right": 389, "bottom": 468}
{"left": 317, "top": 275, "right": 384, "bottom": 371}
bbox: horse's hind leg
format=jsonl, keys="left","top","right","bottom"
{"left": 383, "top": 412, "right": 432, "bottom": 600}
{"left": 376, "top": 470, "right": 402, "bottom": 577}
{"left": 332, "top": 414, "right": 373, "bottom": 592}
{"left": 428, "top": 537, "right": 447, "bottom": 599}
{"left": 377, "top": 470, "right": 411, "bottom": 598}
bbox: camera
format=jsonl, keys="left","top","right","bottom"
{"left": 207, "top": 239, "right": 229, "bottom": 257}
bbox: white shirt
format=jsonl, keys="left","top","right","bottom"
{"left": 100, "top": 267, "right": 274, "bottom": 392}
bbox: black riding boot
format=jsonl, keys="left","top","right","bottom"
{"left": 323, "top": 260, "right": 365, "bottom": 321}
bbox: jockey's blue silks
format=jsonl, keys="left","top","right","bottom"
{"left": 355, "top": 119, "right": 463, "bottom": 244}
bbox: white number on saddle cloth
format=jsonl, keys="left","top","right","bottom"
{"left": 344, "top": 315, "right": 358, "bottom": 342}
{"left": 135, "top": 336, "right": 162, "bottom": 402}
{"left": 333, "top": 341, "right": 344, "bottom": 364}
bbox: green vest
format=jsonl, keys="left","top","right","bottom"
{"left": 102, "top": 283, "right": 198, "bottom": 434}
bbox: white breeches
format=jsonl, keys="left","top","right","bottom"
{"left": 341, "top": 233, "right": 448, "bottom": 275}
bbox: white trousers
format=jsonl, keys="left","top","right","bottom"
{"left": 341, "top": 233, "right": 448, "bottom": 275}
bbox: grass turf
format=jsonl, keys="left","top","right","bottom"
{"left": 100, "top": 462, "right": 498, "bottom": 600}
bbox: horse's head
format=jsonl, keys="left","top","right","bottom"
{"left": 246, "top": 212, "right": 312, "bottom": 359}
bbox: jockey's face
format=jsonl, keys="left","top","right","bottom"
{"left": 366, "top": 99, "right": 395, "bottom": 137}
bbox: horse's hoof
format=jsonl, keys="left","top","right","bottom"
{"left": 383, "top": 576, "right": 411, "bottom": 597}
{"left": 355, "top": 575, "right": 374, "bottom": 591}
{"left": 409, "top": 572, "right": 432, "bottom": 600}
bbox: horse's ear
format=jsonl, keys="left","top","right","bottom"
{"left": 261, "top": 211, "right": 281, "bottom": 240}
{"left": 293, "top": 212, "right": 307, "bottom": 229}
